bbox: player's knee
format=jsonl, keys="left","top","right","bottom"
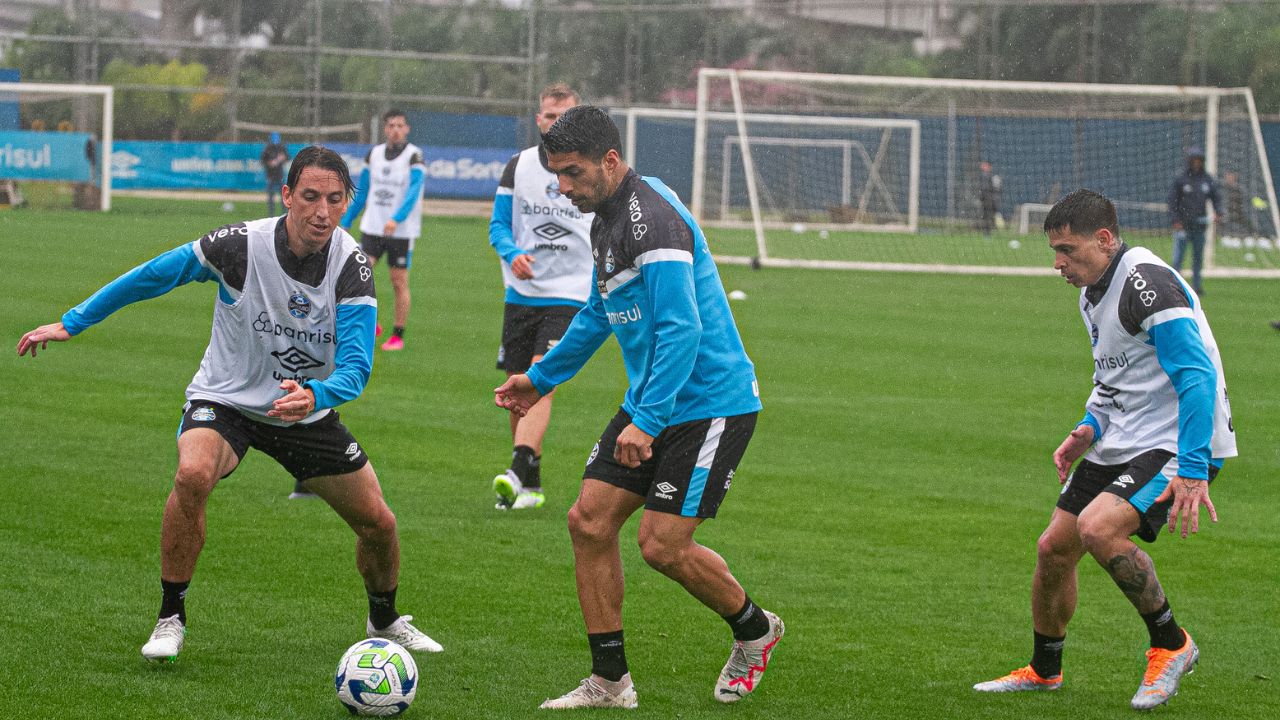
{"left": 172, "top": 461, "right": 219, "bottom": 500}
{"left": 566, "top": 503, "right": 612, "bottom": 546}
{"left": 354, "top": 505, "right": 398, "bottom": 543}
{"left": 1075, "top": 512, "right": 1120, "bottom": 556}
{"left": 1036, "top": 528, "right": 1075, "bottom": 566}
{"left": 638, "top": 533, "right": 687, "bottom": 574}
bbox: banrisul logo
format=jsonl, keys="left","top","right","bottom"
{"left": 288, "top": 292, "right": 312, "bottom": 319}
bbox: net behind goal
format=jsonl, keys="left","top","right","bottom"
{"left": 691, "top": 69, "right": 1280, "bottom": 276}
{"left": 0, "top": 82, "right": 112, "bottom": 211}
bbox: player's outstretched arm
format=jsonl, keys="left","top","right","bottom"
{"left": 1154, "top": 475, "right": 1216, "bottom": 538}
{"left": 17, "top": 322, "right": 72, "bottom": 357}
{"left": 1052, "top": 424, "right": 1094, "bottom": 483}
{"left": 494, "top": 374, "right": 543, "bottom": 417}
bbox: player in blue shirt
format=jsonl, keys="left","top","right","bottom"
{"left": 495, "top": 106, "right": 783, "bottom": 709}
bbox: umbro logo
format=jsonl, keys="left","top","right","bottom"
{"left": 655, "top": 481, "right": 678, "bottom": 500}
{"left": 345, "top": 442, "right": 360, "bottom": 460}
{"left": 533, "top": 222, "right": 571, "bottom": 241}
{"left": 1113, "top": 474, "right": 1135, "bottom": 488}
{"left": 272, "top": 346, "right": 325, "bottom": 373}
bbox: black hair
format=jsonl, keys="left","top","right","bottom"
{"left": 1043, "top": 188, "right": 1119, "bottom": 237}
{"left": 285, "top": 145, "right": 355, "bottom": 198}
{"left": 383, "top": 108, "right": 407, "bottom": 123}
{"left": 541, "top": 105, "right": 622, "bottom": 161}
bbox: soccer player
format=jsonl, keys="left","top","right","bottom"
{"left": 17, "top": 146, "right": 443, "bottom": 663}
{"left": 488, "top": 83, "right": 593, "bottom": 511}
{"left": 341, "top": 109, "right": 426, "bottom": 353}
{"left": 974, "top": 189, "right": 1236, "bottom": 710}
{"left": 494, "top": 107, "right": 783, "bottom": 709}
{"left": 1167, "top": 146, "right": 1222, "bottom": 295}
{"left": 260, "top": 132, "right": 289, "bottom": 215}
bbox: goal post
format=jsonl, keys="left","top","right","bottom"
{"left": 691, "top": 68, "right": 1280, "bottom": 277}
{"left": 0, "top": 82, "right": 113, "bottom": 211}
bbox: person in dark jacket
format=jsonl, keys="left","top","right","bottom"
{"left": 1167, "top": 147, "right": 1222, "bottom": 294}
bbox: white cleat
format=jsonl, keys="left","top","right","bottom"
{"left": 141, "top": 615, "right": 185, "bottom": 662}
{"left": 714, "top": 611, "right": 784, "bottom": 703}
{"left": 540, "top": 673, "right": 638, "bottom": 710}
{"left": 493, "top": 470, "right": 521, "bottom": 508}
{"left": 367, "top": 615, "right": 444, "bottom": 653}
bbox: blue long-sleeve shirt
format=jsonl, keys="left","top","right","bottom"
{"left": 526, "top": 171, "right": 760, "bottom": 436}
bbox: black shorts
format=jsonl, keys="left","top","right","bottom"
{"left": 496, "top": 303, "right": 580, "bottom": 373}
{"left": 1057, "top": 449, "right": 1220, "bottom": 543}
{"left": 360, "top": 233, "right": 412, "bottom": 269}
{"left": 179, "top": 400, "right": 369, "bottom": 482}
{"left": 584, "top": 408, "right": 758, "bottom": 519}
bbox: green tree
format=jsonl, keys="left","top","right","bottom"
{"left": 102, "top": 58, "right": 225, "bottom": 139}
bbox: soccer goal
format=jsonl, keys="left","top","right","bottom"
{"left": 692, "top": 69, "right": 1280, "bottom": 276}
{"left": 0, "top": 82, "right": 113, "bottom": 211}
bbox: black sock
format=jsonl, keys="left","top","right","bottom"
{"left": 1030, "top": 631, "right": 1065, "bottom": 678}
{"left": 511, "top": 445, "right": 541, "bottom": 490}
{"left": 723, "top": 595, "right": 770, "bottom": 642}
{"left": 588, "top": 630, "right": 628, "bottom": 682}
{"left": 392, "top": 326, "right": 405, "bottom": 338}
{"left": 1142, "top": 600, "right": 1185, "bottom": 650}
{"left": 368, "top": 587, "right": 399, "bottom": 630}
{"left": 160, "top": 579, "right": 189, "bottom": 624}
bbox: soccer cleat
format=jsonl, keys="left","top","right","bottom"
{"left": 288, "top": 481, "right": 318, "bottom": 500}
{"left": 973, "top": 665, "right": 1063, "bottom": 692}
{"left": 714, "top": 611, "right": 784, "bottom": 703}
{"left": 540, "top": 673, "right": 638, "bottom": 710}
{"left": 375, "top": 324, "right": 383, "bottom": 338}
{"left": 493, "top": 470, "right": 522, "bottom": 507}
{"left": 381, "top": 335, "right": 404, "bottom": 351}
{"left": 1131, "top": 630, "right": 1198, "bottom": 711}
{"left": 141, "top": 615, "right": 185, "bottom": 662}
{"left": 368, "top": 614, "right": 444, "bottom": 653}
{"left": 512, "top": 489, "right": 546, "bottom": 510}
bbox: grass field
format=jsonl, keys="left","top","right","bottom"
{"left": 1, "top": 197, "right": 1276, "bottom": 719}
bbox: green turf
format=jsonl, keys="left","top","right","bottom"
{"left": 1, "top": 198, "right": 1276, "bottom": 718}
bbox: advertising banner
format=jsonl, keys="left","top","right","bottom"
{"left": 112, "top": 141, "right": 514, "bottom": 199}
{"left": 0, "top": 130, "right": 93, "bottom": 181}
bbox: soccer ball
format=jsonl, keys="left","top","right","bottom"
{"left": 335, "top": 638, "right": 419, "bottom": 716}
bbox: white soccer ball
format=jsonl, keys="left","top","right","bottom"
{"left": 1244, "top": 252, "right": 1257, "bottom": 263}
{"left": 791, "top": 222, "right": 806, "bottom": 234}
{"left": 221, "top": 201, "right": 235, "bottom": 212}
{"left": 818, "top": 229, "right": 830, "bottom": 240}
{"left": 728, "top": 289, "right": 747, "bottom": 301}
{"left": 1007, "top": 239, "right": 1021, "bottom": 250}
{"left": 336, "top": 638, "right": 419, "bottom": 716}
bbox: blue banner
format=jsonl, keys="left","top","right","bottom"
{"left": 111, "top": 141, "right": 307, "bottom": 190}
{"left": 111, "top": 140, "right": 515, "bottom": 199}
{"left": 0, "top": 130, "right": 93, "bottom": 181}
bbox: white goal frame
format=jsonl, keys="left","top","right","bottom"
{"left": 0, "top": 82, "right": 114, "bottom": 211}
{"left": 692, "top": 68, "right": 1280, "bottom": 276}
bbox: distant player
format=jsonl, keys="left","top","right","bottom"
{"left": 17, "top": 146, "right": 443, "bottom": 663}
{"left": 974, "top": 189, "right": 1236, "bottom": 710}
{"left": 495, "top": 107, "right": 783, "bottom": 709}
{"left": 488, "top": 83, "right": 593, "bottom": 510}
{"left": 1167, "top": 146, "right": 1222, "bottom": 295}
{"left": 341, "top": 109, "right": 425, "bottom": 353}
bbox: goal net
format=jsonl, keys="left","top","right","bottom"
{"left": 0, "top": 82, "right": 113, "bottom": 211}
{"left": 691, "top": 69, "right": 1280, "bottom": 276}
